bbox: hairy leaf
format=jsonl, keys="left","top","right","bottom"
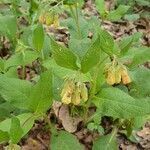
{"left": 95, "top": 0, "right": 105, "bottom": 17}
{"left": 130, "top": 47, "right": 150, "bottom": 68}
{"left": 28, "top": 70, "right": 53, "bottom": 113}
{"left": 81, "top": 36, "right": 101, "bottom": 73}
{"left": 0, "top": 130, "right": 9, "bottom": 144}
{"left": 0, "top": 75, "right": 32, "bottom": 109}
{"left": 93, "top": 131, "right": 117, "bottom": 150}
{"left": 10, "top": 117, "right": 23, "bottom": 144}
{"left": 0, "top": 15, "right": 17, "bottom": 41}
{"left": 95, "top": 87, "right": 150, "bottom": 118}
{"left": 107, "top": 5, "right": 130, "bottom": 21}
{"left": 130, "top": 68, "right": 150, "bottom": 97}
{"left": 5, "top": 50, "right": 39, "bottom": 69}
{"left": 99, "top": 29, "right": 114, "bottom": 55}
{"left": 50, "top": 38, "right": 79, "bottom": 70}
{"left": 32, "top": 24, "right": 44, "bottom": 52}
{"left": 50, "top": 131, "right": 84, "bottom": 150}
{"left": 0, "top": 113, "right": 35, "bottom": 137}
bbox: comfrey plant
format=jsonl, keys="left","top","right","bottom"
{"left": 0, "top": 0, "right": 149, "bottom": 149}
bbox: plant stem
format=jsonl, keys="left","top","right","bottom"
{"left": 83, "top": 56, "right": 109, "bottom": 123}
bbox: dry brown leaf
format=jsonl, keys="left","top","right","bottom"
{"left": 58, "top": 105, "right": 82, "bottom": 133}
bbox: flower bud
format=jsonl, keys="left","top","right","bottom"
{"left": 121, "top": 67, "right": 131, "bottom": 85}
{"left": 45, "top": 13, "right": 54, "bottom": 26}
{"left": 39, "top": 14, "right": 45, "bottom": 24}
{"left": 53, "top": 15, "right": 59, "bottom": 28}
{"left": 106, "top": 70, "right": 116, "bottom": 85}
{"left": 80, "top": 83, "right": 88, "bottom": 102}
{"left": 62, "top": 92, "right": 72, "bottom": 104}
{"left": 115, "top": 66, "right": 121, "bottom": 84}
{"left": 71, "top": 84, "right": 81, "bottom": 105}
{"left": 61, "top": 79, "right": 75, "bottom": 104}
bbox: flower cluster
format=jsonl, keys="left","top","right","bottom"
{"left": 104, "top": 62, "right": 131, "bottom": 85}
{"left": 61, "top": 79, "right": 88, "bottom": 105}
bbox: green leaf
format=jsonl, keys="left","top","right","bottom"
{"left": 135, "top": 0, "right": 150, "bottom": 6}
{"left": 10, "top": 117, "right": 23, "bottom": 144}
{"left": 81, "top": 36, "right": 101, "bottom": 73}
{"left": 50, "top": 131, "right": 84, "bottom": 150}
{"left": 43, "top": 59, "right": 75, "bottom": 79}
{"left": 107, "top": 5, "right": 130, "bottom": 21}
{"left": 0, "top": 15, "right": 17, "bottom": 41}
{"left": 119, "top": 36, "right": 133, "bottom": 56}
{"left": 119, "top": 33, "right": 142, "bottom": 57}
{"left": 5, "top": 50, "right": 39, "bottom": 69}
{"left": 99, "top": 29, "right": 114, "bottom": 55}
{"left": 50, "top": 38, "right": 79, "bottom": 70}
{"left": 0, "top": 107, "right": 11, "bottom": 120}
{"left": 93, "top": 131, "right": 117, "bottom": 150}
{"left": 95, "top": 0, "right": 105, "bottom": 16}
{"left": 0, "top": 113, "right": 35, "bottom": 137}
{"left": 68, "top": 38, "right": 91, "bottom": 60}
{"left": 0, "top": 130, "right": 9, "bottom": 144}
{"left": 32, "top": 24, "right": 44, "bottom": 52}
{"left": 95, "top": 87, "right": 150, "bottom": 118}
{"left": 124, "top": 14, "right": 140, "bottom": 21}
{"left": 0, "top": 75, "right": 32, "bottom": 109}
{"left": 0, "top": 58, "right": 5, "bottom": 72}
{"left": 28, "top": 70, "right": 53, "bottom": 113}
{"left": 130, "top": 47, "right": 150, "bottom": 68}
{"left": 63, "top": 0, "right": 84, "bottom": 7}
{"left": 130, "top": 68, "right": 150, "bottom": 97}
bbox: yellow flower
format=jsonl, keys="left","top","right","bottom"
{"left": 61, "top": 79, "right": 88, "bottom": 106}
{"left": 61, "top": 79, "right": 75, "bottom": 104}
{"left": 105, "top": 65, "right": 116, "bottom": 85}
{"left": 45, "top": 13, "right": 54, "bottom": 26}
{"left": 120, "top": 66, "right": 131, "bottom": 85}
{"left": 104, "top": 61, "right": 131, "bottom": 85}
{"left": 71, "top": 83, "right": 81, "bottom": 105}
{"left": 39, "top": 14, "right": 45, "bottom": 24}
{"left": 80, "top": 83, "right": 88, "bottom": 102}
{"left": 53, "top": 15, "right": 59, "bottom": 28}
{"left": 115, "top": 65, "right": 122, "bottom": 84}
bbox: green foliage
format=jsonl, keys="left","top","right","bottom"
{"left": 50, "top": 37, "right": 79, "bottom": 70}
{"left": 93, "top": 130, "right": 118, "bottom": 150}
{"left": 107, "top": 5, "right": 130, "bottom": 21}
{"left": 0, "top": 130, "right": 9, "bottom": 144}
{"left": 81, "top": 36, "right": 101, "bottom": 73}
{"left": 10, "top": 117, "right": 23, "bottom": 144}
{"left": 130, "top": 68, "right": 150, "bottom": 97}
{"left": 0, "top": 75, "right": 32, "bottom": 109}
{"left": 50, "top": 131, "right": 84, "bottom": 150}
{"left": 28, "top": 70, "right": 53, "bottom": 113}
{"left": 0, "top": 15, "right": 17, "bottom": 41}
{"left": 5, "top": 50, "right": 39, "bottom": 69}
{"left": 32, "top": 24, "right": 45, "bottom": 52}
{"left": 0, "top": 0, "right": 149, "bottom": 149}
{"left": 95, "top": 0, "right": 105, "bottom": 18}
{"left": 99, "top": 29, "right": 114, "bottom": 56}
{"left": 0, "top": 113, "right": 36, "bottom": 144}
{"left": 95, "top": 87, "right": 150, "bottom": 118}
{"left": 130, "top": 47, "right": 150, "bottom": 68}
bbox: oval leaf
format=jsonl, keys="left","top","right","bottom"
{"left": 81, "top": 36, "right": 101, "bottom": 73}
{"left": 32, "top": 24, "right": 45, "bottom": 52}
{"left": 50, "top": 38, "right": 79, "bottom": 70}
{"left": 50, "top": 131, "right": 84, "bottom": 150}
